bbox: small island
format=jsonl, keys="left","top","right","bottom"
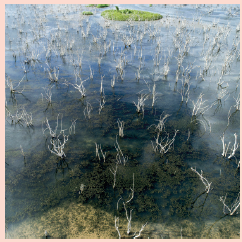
{"left": 87, "top": 4, "right": 110, "bottom": 8}
{"left": 101, "top": 8, "right": 163, "bottom": 21}
{"left": 82, "top": 11, "right": 93, "bottom": 15}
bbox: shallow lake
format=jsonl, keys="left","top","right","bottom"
{"left": 5, "top": 4, "right": 240, "bottom": 239}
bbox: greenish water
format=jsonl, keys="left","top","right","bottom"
{"left": 5, "top": 4, "right": 240, "bottom": 239}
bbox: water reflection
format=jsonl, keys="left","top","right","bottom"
{"left": 5, "top": 3, "right": 240, "bottom": 239}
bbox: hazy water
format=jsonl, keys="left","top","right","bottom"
{"left": 5, "top": 4, "right": 240, "bottom": 239}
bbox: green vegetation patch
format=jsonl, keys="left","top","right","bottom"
{"left": 101, "top": 9, "right": 163, "bottom": 21}
{"left": 86, "top": 4, "right": 96, "bottom": 7}
{"left": 97, "top": 4, "right": 110, "bottom": 8}
{"left": 86, "top": 4, "right": 110, "bottom": 8}
{"left": 82, "top": 11, "right": 93, "bottom": 15}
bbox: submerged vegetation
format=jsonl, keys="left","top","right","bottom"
{"left": 101, "top": 9, "right": 163, "bottom": 21}
{"left": 5, "top": 3, "right": 240, "bottom": 239}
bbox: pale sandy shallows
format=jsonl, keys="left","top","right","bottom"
{"left": 5, "top": 199, "right": 240, "bottom": 239}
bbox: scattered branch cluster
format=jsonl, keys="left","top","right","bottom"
{"left": 133, "top": 93, "right": 149, "bottom": 114}
{"left": 114, "top": 173, "right": 148, "bottom": 239}
{"left": 191, "top": 167, "right": 212, "bottom": 193}
{"left": 42, "top": 114, "right": 76, "bottom": 158}
{"left": 95, "top": 142, "right": 106, "bottom": 162}
{"left": 150, "top": 113, "right": 179, "bottom": 155}
{"left": 219, "top": 192, "right": 240, "bottom": 216}
{"left": 221, "top": 133, "right": 239, "bottom": 159}
{"left": 117, "top": 119, "right": 124, "bottom": 138}
{"left": 6, "top": 105, "right": 33, "bottom": 127}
